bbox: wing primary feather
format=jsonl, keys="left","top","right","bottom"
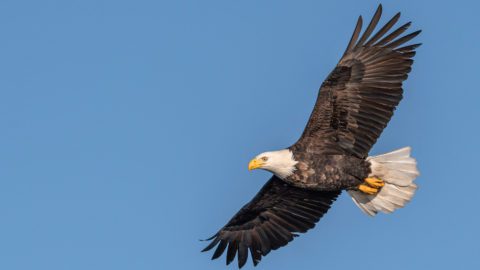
{"left": 250, "top": 247, "right": 261, "bottom": 266}
{"left": 237, "top": 242, "right": 248, "bottom": 269}
{"left": 355, "top": 4, "right": 382, "bottom": 49}
{"left": 226, "top": 240, "right": 238, "bottom": 265}
{"left": 200, "top": 233, "right": 218, "bottom": 242}
{"left": 396, "top": 43, "right": 422, "bottom": 52}
{"left": 248, "top": 231, "right": 263, "bottom": 265}
{"left": 375, "top": 22, "right": 411, "bottom": 46}
{"left": 211, "top": 239, "right": 228, "bottom": 260}
{"left": 386, "top": 30, "right": 422, "bottom": 48}
{"left": 400, "top": 51, "right": 416, "bottom": 58}
{"left": 343, "top": 16, "right": 363, "bottom": 56}
{"left": 249, "top": 230, "right": 262, "bottom": 266}
{"left": 365, "top": 12, "right": 401, "bottom": 46}
{"left": 202, "top": 236, "right": 219, "bottom": 252}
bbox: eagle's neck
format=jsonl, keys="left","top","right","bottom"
{"left": 264, "top": 149, "right": 298, "bottom": 179}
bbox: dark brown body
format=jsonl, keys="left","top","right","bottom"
{"left": 286, "top": 145, "right": 371, "bottom": 191}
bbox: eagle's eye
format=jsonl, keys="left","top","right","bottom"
{"left": 261, "top": 156, "right": 268, "bottom": 162}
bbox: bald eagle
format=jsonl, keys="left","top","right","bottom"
{"left": 202, "top": 4, "right": 421, "bottom": 268}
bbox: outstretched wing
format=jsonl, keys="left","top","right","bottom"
{"left": 297, "top": 4, "right": 421, "bottom": 158}
{"left": 202, "top": 176, "right": 340, "bottom": 268}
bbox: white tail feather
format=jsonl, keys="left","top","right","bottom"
{"left": 348, "top": 147, "right": 420, "bottom": 216}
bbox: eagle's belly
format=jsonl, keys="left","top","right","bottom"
{"left": 284, "top": 155, "right": 370, "bottom": 191}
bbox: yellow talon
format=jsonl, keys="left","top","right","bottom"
{"left": 358, "top": 184, "right": 378, "bottom": 194}
{"left": 365, "top": 177, "right": 385, "bottom": 188}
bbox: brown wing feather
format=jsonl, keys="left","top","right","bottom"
{"left": 202, "top": 176, "right": 339, "bottom": 268}
{"left": 297, "top": 4, "right": 421, "bottom": 158}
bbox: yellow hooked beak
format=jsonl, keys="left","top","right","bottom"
{"left": 248, "top": 158, "right": 265, "bottom": 171}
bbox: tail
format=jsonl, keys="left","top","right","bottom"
{"left": 348, "top": 147, "right": 420, "bottom": 216}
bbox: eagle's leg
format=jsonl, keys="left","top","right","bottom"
{"left": 358, "top": 177, "right": 385, "bottom": 194}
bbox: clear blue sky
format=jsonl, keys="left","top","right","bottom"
{"left": 0, "top": 0, "right": 478, "bottom": 269}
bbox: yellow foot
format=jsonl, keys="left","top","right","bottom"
{"left": 358, "top": 184, "right": 378, "bottom": 195}
{"left": 365, "top": 177, "right": 385, "bottom": 188}
{"left": 358, "top": 177, "right": 385, "bottom": 195}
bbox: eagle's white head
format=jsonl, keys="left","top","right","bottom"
{"left": 248, "top": 149, "right": 298, "bottom": 179}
